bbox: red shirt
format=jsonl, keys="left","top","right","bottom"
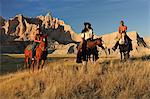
{"left": 34, "top": 34, "right": 41, "bottom": 43}
{"left": 118, "top": 25, "right": 127, "bottom": 34}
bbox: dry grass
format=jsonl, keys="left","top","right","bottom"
{"left": 0, "top": 55, "right": 150, "bottom": 99}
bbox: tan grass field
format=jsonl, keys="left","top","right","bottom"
{"left": 0, "top": 54, "right": 150, "bottom": 99}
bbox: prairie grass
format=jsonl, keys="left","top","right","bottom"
{"left": 0, "top": 55, "right": 150, "bottom": 99}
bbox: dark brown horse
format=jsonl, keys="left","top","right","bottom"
{"left": 76, "top": 37, "right": 105, "bottom": 63}
{"left": 24, "top": 36, "right": 48, "bottom": 72}
{"left": 87, "top": 38, "right": 105, "bottom": 62}
{"left": 118, "top": 37, "right": 132, "bottom": 60}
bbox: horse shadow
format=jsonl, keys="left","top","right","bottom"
{"left": 129, "top": 55, "right": 150, "bottom": 61}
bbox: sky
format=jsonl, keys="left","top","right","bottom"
{"left": 1, "top": 0, "right": 150, "bottom": 37}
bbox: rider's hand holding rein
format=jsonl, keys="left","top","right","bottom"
{"left": 34, "top": 35, "right": 41, "bottom": 43}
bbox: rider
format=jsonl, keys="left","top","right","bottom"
{"left": 31, "top": 28, "right": 43, "bottom": 60}
{"left": 81, "top": 22, "right": 99, "bottom": 60}
{"left": 112, "top": 20, "right": 132, "bottom": 51}
{"left": 81, "top": 22, "right": 93, "bottom": 40}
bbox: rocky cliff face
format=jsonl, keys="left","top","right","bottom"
{"left": 1, "top": 13, "right": 81, "bottom": 43}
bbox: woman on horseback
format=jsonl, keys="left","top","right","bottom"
{"left": 112, "top": 20, "right": 132, "bottom": 51}
{"left": 76, "top": 22, "right": 99, "bottom": 63}
{"left": 81, "top": 22, "right": 93, "bottom": 40}
{"left": 31, "top": 28, "right": 42, "bottom": 60}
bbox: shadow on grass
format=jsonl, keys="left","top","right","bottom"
{"left": 99, "top": 54, "right": 150, "bottom": 67}
{"left": 0, "top": 54, "right": 149, "bottom": 76}
{"left": 0, "top": 54, "right": 70, "bottom": 75}
{"left": 0, "top": 54, "right": 25, "bottom": 75}
{"left": 130, "top": 55, "right": 150, "bottom": 61}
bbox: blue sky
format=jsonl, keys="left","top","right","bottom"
{"left": 1, "top": 0, "right": 150, "bottom": 37}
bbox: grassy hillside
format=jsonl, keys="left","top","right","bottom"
{"left": 0, "top": 55, "right": 150, "bottom": 99}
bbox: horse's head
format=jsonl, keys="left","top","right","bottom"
{"left": 38, "top": 36, "right": 47, "bottom": 51}
{"left": 95, "top": 37, "right": 103, "bottom": 47}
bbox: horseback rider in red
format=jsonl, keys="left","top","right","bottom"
{"left": 31, "top": 28, "right": 42, "bottom": 60}
{"left": 112, "top": 20, "right": 132, "bottom": 51}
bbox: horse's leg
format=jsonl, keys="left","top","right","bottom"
{"left": 89, "top": 49, "right": 93, "bottom": 63}
{"left": 124, "top": 51, "right": 129, "bottom": 60}
{"left": 128, "top": 51, "right": 130, "bottom": 58}
{"left": 86, "top": 49, "right": 89, "bottom": 62}
{"left": 37, "top": 57, "right": 42, "bottom": 71}
{"left": 31, "top": 60, "right": 35, "bottom": 72}
{"left": 28, "top": 58, "right": 31, "bottom": 72}
{"left": 120, "top": 51, "right": 123, "bottom": 60}
{"left": 88, "top": 53, "right": 91, "bottom": 62}
{"left": 41, "top": 60, "right": 45, "bottom": 70}
{"left": 92, "top": 53, "right": 94, "bottom": 64}
{"left": 24, "top": 57, "right": 28, "bottom": 69}
{"left": 36, "top": 59, "right": 40, "bottom": 71}
{"left": 124, "top": 52, "right": 126, "bottom": 60}
{"left": 94, "top": 47, "right": 99, "bottom": 61}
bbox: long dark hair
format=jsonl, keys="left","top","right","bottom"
{"left": 81, "top": 22, "right": 93, "bottom": 33}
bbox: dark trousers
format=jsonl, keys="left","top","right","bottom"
{"left": 32, "top": 42, "right": 39, "bottom": 58}
{"left": 94, "top": 46, "right": 99, "bottom": 59}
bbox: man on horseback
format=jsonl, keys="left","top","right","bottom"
{"left": 31, "top": 28, "right": 43, "bottom": 60}
{"left": 112, "top": 20, "right": 133, "bottom": 51}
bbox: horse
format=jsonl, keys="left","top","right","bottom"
{"left": 24, "top": 36, "right": 48, "bottom": 72}
{"left": 76, "top": 37, "right": 105, "bottom": 64}
{"left": 118, "top": 35, "right": 132, "bottom": 60}
{"left": 86, "top": 38, "right": 105, "bottom": 62}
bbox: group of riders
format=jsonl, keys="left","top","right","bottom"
{"left": 31, "top": 20, "right": 132, "bottom": 62}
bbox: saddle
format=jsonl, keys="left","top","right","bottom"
{"left": 119, "top": 33, "right": 125, "bottom": 45}
{"left": 25, "top": 43, "right": 40, "bottom": 51}
{"left": 119, "top": 38, "right": 125, "bottom": 45}
{"left": 25, "top": 44, "right": 32, "bottom": 50}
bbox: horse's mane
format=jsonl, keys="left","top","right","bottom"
{"left": 90, "top": 37, "right": 102, "bottom": 41}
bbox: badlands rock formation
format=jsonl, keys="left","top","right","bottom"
{"left": 1, "top": 13, "right": 81, "bottom": 42}
{"left": 0, "top": 13, "right": 81, "bottom": 53}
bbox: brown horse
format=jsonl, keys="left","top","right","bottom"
{"left": 87, "top": 37, "right": 105, "bottom": 61}
{"left": 76, "top": 37, "right": 105, "bottom": 63}
{"left": 24, "top": 36, "right": 47, "bottom": 72}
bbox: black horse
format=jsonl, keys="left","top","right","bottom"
{"left": 118, "top": 36, "right": 132, "bottom": 60}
